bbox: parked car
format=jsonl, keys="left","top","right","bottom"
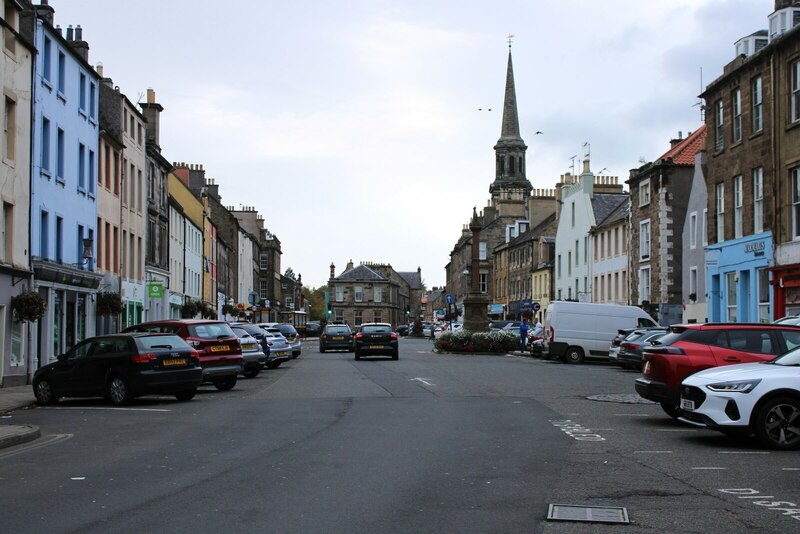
{"left": 616, "top": 328, "right": 668, "bottom": 370}
{"left": 609, "top": 328, "right": 638, "bottom": 362}
{"left": 354, "top": 323, "right": 399, "bottom": 360}
{"left": 32, "top": 333, "right": 203, "bottom": 406}
{"left": 395, "top": 324, "right": 410, "bottom": 336}
{"left": 229, "top": 323, "right": 270, "bottom": 354}
{"left": 123, "top": 320, "right": 243, "bottom": 391}
{"left": 305, "top": 321, "right": 322, "bottom": 337}
{"left": 319, "top": 323, "right": 354, "bottom": 352}
{"left": 635, "top": 323, "right": 800, "bottom": 418}
{"left": 230, "top": 326, "right": 267, "bottom": 378}
{"left": 276, "top": 324, "right": 302, "bottom": 358}
{"left": 260, "top": 327, "right": 293, "bottom": 368}
{"left": 680, "top": 345, "right": 800, "bottom": 449}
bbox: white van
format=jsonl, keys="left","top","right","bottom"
{"left": 543, "top": 301, "right": 658, "bottom": 363}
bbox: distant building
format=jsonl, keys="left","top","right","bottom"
{"left": 590, "top": 198, "right": 629, "bottom": 306}
{"left": 682, "top": 149, "right": 709, "bottom": 323}
{"left": 328, "top": 260, "right": 413, "bottom": 328}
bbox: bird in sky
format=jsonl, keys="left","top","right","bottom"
{"left": 535, "top": 131, "right": 543, "bottom": 135}
{"left": 478, "top": 108, "right": 492, "bottom": 111}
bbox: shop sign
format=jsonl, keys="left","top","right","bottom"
{"left": 147, "top": 283, "right": 164, "bottom": 299}
{"left": 745, "top": 241, "right": 766, "bottom": 255}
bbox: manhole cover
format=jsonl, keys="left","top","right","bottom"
{"left": 587, "top": 393, "right": 655, "bottom": 404}
{"left": 547, "top": 504, "right": 630, "bottom": 524}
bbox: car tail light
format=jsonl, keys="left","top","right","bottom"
{"left": 321, "top": 334, "right": 327, "bottom": 341}
{"left": 549, "top": 326, "right": 554, "bottom": 342}
{"left": 621, "top": 343, "right": 640, "bottom": 351}
{"left": 647, "top": 346, "right": 685, "bottom": 355}
{"left": 131, "top": 352, "right": 157, "bottom": 364}
{"left": 390, "top": 333, "right": 397, "bottom": 339}
{"left": 356, "top": 333, "right": 364, "bottom": 339}
{"left": 189, "top": 349, "right": 200, "bottom": 363}
{"left": 186, "top": 337, "right": 202, "bottom": 348}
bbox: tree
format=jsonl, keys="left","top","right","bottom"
{"left": 303, "top": 286, "right": 327, "bottom": 322}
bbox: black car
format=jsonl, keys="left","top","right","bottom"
{"left": 616, "top": 328, "right": 668, "bottom": 370}
{"left": 319, "top": 324, "right": 354, "bottom": 352}
{"left": 32, "top": 333, "right": 203, "bottom": 406}
{"left": 305, "top": 321, "right": 322, "bottom": 337}
{"left": 354, "top": 323, "right": 399, "bottom": 360}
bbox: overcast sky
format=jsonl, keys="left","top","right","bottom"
{"left": 53, "top": 0, "right": 772, "bottom": 289}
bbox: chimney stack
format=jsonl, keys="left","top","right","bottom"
{"left": 35, "top": 1, "right": 55, "bottom": 25}
{"left": 140, "top": 87, "right": 164, "bottom": 149}
{"left": 329, "top": 263, "right": 336, "bottom": 280}
{"left": 66, "top": 24, "right": 73, "bottom": 40}
{"left": 66, "top": 24, "right": 90, "bottom": 62}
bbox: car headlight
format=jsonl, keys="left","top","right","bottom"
{"left": 705, "top": 379, "right": 761, "bottom": 393}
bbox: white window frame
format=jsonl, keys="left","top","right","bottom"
{"left": 716, "top": 183, "right": 725, "bottom": 243}
{"left": 726, "top": 272, "right": 737, "bottom": 322}
{"left": 479, "top": 241, "right": 487, "bottom": 260}
{"left": 732, "top": 88, "right": 742, "bottom": 143}
{"left": 703, "top": 208, "right": 708, "bottom": 246}
{"left": 792, "top": 60, "right": 800, "bottom": 123}
{"left": 689, "top": 266, "right": 698, "bottom": 298}
{"left": 758, "top": 268, "right": 770, "bottom": 323}
{"left": 689, "top": 211, "right": 697, "bottom": 249}
{"left": 715, "top": 99, "right": 724, "bottom": 151}
{"left": 639, "top": 178, "right": 651, "bottom": 207}
{"left": 733, "top": 175, "right": 743, "bottom": 238}
{"left": 793, "top": 166, "right": 800, "bottom": 239}
{"left": 354, "top": 285, "right": 363, "bottom": 302}
{"left": 639, "top": 219, "right": 651, "bottom": 261}
{"left": 639, "top": 266, "right": 651, "bottom": 303}
{"left": 479, "top": 273, "right": 487, "bottom": 293}
{"left": 753, "top": 167, "right": 763, "bottom": 234}
{"left": 752, "top": 76, "right": 763, "bottom": 133}
{"left": 335, "top": 285, "right": 344, "bottom": 302}
{"left": 374, "top": 286, "right": 382, "bottom": 303}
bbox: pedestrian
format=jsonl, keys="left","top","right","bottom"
{"left": 533, "top": 317, "right": 543, "bottom": 338}
{"left": 519, "top": 318, "right": 528, "bottom": 352}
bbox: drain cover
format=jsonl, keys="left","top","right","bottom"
{"left": 547, "top": 504, "right": 630, "bottom": 524}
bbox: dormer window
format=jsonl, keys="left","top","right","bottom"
{"left": 769, "top": 6, "right": 800, "bottom": 41}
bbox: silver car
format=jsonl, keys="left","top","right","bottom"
{"left": 261, "top": 327, "right": 292, "bottom": 368}
{"left": 231, "top": 326, "right": 266, "bottom": 378}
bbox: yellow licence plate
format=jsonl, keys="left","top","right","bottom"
{"left": 210, "top": 345, "right": 230, "bottom": 352}
{"left": 243, "top": 343, "right": 257, "bottom": 350}
{"left": 333, "top": 336, "right": 344, "bottom": 340}
{"left": 369, "top": 345, "right": 383, "bottom": 349}
{"left": 162, "top": 358, "right": 186, "bottom": 366}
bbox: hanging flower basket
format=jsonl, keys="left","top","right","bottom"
{"left": 181, "top": 300, "right": 200, "bottom": 318}
{"left": 200, "top": 301, "right": 216, "bottom": 319}
{"left": 96, "top": 291, "right": 124, "bottom": 315}
{"left": 221, "top": 303, "right": 237, "bottom": 316}
{"left": 11, "top": 290, "right": 47, "bottom": 324}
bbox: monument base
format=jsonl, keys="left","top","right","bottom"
{"left": 463, "top": 291, "right": 491, "bottom": 333}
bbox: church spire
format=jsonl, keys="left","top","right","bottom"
{"left": 499, "top": 49, "right": 522, "bottom": 141}
{"left": 490, "top": 43, "right": 531, "bottom": 200}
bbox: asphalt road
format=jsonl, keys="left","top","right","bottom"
{"left": 0, "top": 337, "right": 798, "bottom": 533}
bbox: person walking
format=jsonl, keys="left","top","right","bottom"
{"left": 519, "top": 318, "right": 528, "bottom": 352}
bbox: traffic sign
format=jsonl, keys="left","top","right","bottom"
{"left": 533, "top": 302, "right": 541, "bottom": 312}
{"left": 446, "top": 293, "right": 453, "bottom": 305}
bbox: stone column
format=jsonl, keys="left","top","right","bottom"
{"left": 463, "top": 208, "right": 490, "bottom": 333}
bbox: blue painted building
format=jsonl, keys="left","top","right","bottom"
{"left": 706, "top": 232, "right": 773, "bottom": 323}
{"left": 28, "top": 4, "right": 100, "bottom": 368}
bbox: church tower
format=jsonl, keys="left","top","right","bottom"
{"left": 489, "top": 48, "right": 532, "bottom": 202}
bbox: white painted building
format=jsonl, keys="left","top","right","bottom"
{"left": 237, "top": 230, "right": 255, "bottom": 306}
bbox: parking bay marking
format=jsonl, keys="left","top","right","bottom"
{"left": 719, "top": 488, "right": 800, "bottom": 522}
{"left": 410, "top": 378, "right": 436, "bottom": 387}
{"left": 49, "top": 406, "right": 171, "bottom": 412}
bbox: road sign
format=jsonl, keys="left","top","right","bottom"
{"left": 248, "top": 291, "right": 258, "bottom": 306}
{"left": 446, "top": 293, "right": 453, "bottom": 305}
{"left": 533, "top": 302, "right": 541, "bottom": 312}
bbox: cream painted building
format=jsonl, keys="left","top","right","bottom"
{"left": 237, "top": 230, "right": 255, "bottom": 306}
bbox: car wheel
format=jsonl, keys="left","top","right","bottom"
{"left": 33, "top": 377, "right": 59, "bottom": 406}
{"left": 243, "top": 368, "right": 260, "bottom": 378}
{"left": 214, "top": 375, "right": 237, "bottom": 391}
{"left": 174, "top": 388, "right": 197, "bottom": 402}
{"left": 754, "top": 396, "right": 800, "bottom": 450}
{"left": 107, "top": 376, "right": 132, "bottom": 406}
{"left": 660, "top": 402, "right": 680, "bottom": 419}
{"left": 392, "top": 350, "right": 399, "bottom": 361}
{"left": 292, "top": 352, "right": 299, "bottom": 359}
{"left": 267, "top": 361, "right": 281, "bottom": 369}
{"left": 564, "top": 347, "right": 585, "bottom": 364}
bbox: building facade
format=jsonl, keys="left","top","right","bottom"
{"left": 328, "top": 261, "right": 411, "bottom": 329}
{"left": 682, "top": 151, "right": 710, "bottom": 323}
{"left": 590, "top": 199, "right": 629, "bottom": 306}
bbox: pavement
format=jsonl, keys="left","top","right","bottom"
{"left": 0, "top": 384, "right": 40, "bottom": 451}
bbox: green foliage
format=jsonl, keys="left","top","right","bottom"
{"left": 10, "top": 290, "right": 46, "bottom": 323}
{"left": 434, "top": 329, "right": 517, "bottom": 353}
{"left": 411, "top": 318, "right": 424, "bottom": 337}
{"left": 96, "top": 292, "right": 123, "bottom": 316}
{"left": 304, "top": 286, "right": 327, "bottom": 322}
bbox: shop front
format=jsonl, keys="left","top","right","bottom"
{"left": 32, "top": 260, "right": 102, "bottom": 369}
{"left": 705, "top": 233, "right": 772, "bottom": 323}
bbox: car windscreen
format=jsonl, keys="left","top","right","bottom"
{"left": 138, "top": 335, "right": 191, "bottom": 350}
{"left": 362, "top": 325, "right": 391, "bottom": 334}
{"left": 774, "top": 346, "right": 800, "bottom": 365}
{"left": 231, "top": 327, "right": 249, "bottom": 338}
{"left": 237, "top": 325, "right": 264, "bottom": 337}
{"left": 278, "top": 325, "right": 298, "bottom": 335}
{"left": 326, "top": 326, "right": 350, "bottom": 335}
{"left": 188, "top": 323, "right": 235, "bottom": 339}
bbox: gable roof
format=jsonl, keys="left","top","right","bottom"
{"left": 334, "top": 264, "right": 386, "bottom": 282}
{"left": 594, "top": 196, "right": 630, "bottom": 230}
{"left": 592, "top": 193, "right": 628, "bottom": 226}
{"left": 658, "top": 124, "right": 707, "bottom": 166}
{"left": 398, "top": 270, "right": 422, "bottom": 290}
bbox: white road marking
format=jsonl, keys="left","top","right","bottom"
{"left": 718, "top": 451, "right": 770, "bottom": 455}
{"left": 614, "top": 414, "right": 650, "bottom": 417}
{"left": 657, "top": 428, "right": 697, "bottom": 432}
{"left": 410, "top": 378, "right": 436, "bottom": 387}
{"left": 49, "top": 406, "right": 170, "bottom": 412}
{"left": 782, "top": 468, "right": 800, "bottom": 471}
{"left": 634, "top": 450, "right": 673, "bottom": 454}
{"left": 0, "top": 433, "right": 73, "bottom": 460}
{"left": 692, "top": 467, "right": 727, "bottom": 470}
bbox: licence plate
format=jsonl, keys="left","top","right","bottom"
{"left": 210, "top": 345, "right": 230, "bottom": 352}
{"left": 333, "top": 336, "right": 344, "bottom": 340}
{"left": 680, "top": 399, "right": 695, "bottom": 411}
{"left": 243, "top": 343, "right": 257, "bottom": 350}
{"left": 162, "top": 358, "right": 187, "bottom": 367}
{"left": 277, "top": 350, "right": 289, "bottom": 357}
{"left": 369, "top": 345, "right": 384, "bottom": 349}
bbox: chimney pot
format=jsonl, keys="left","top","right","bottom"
{"left": 66, "top": 25, "right": 74, "bottom": 41}
{"left": 147, "top": 88, "right": 155, "bottom": 104}
{"left": 75, "top": 25, "right": 83, "bottom": 41}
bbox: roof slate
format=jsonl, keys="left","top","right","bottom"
{"left": 335, "top": 264, "right": 386, "bottom": 282}
{"left": 592, "top": 194, "right": 629, "bottom": 226}
{"left": 399, "top": 271, "right": 422, "bottom": 290}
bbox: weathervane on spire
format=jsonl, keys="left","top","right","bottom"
{"left": 507, "top": 34, "right": 514, "bottom": 50}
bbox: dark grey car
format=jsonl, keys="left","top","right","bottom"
{"left": 319, "top": 324, "right": 354, "bottom": 352}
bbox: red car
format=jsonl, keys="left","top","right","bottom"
{"left": 124, "top": 320, "right": 243, "bottom": 391}
{"left": 635, "top": 323, "right": 800, "bottom": 418}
